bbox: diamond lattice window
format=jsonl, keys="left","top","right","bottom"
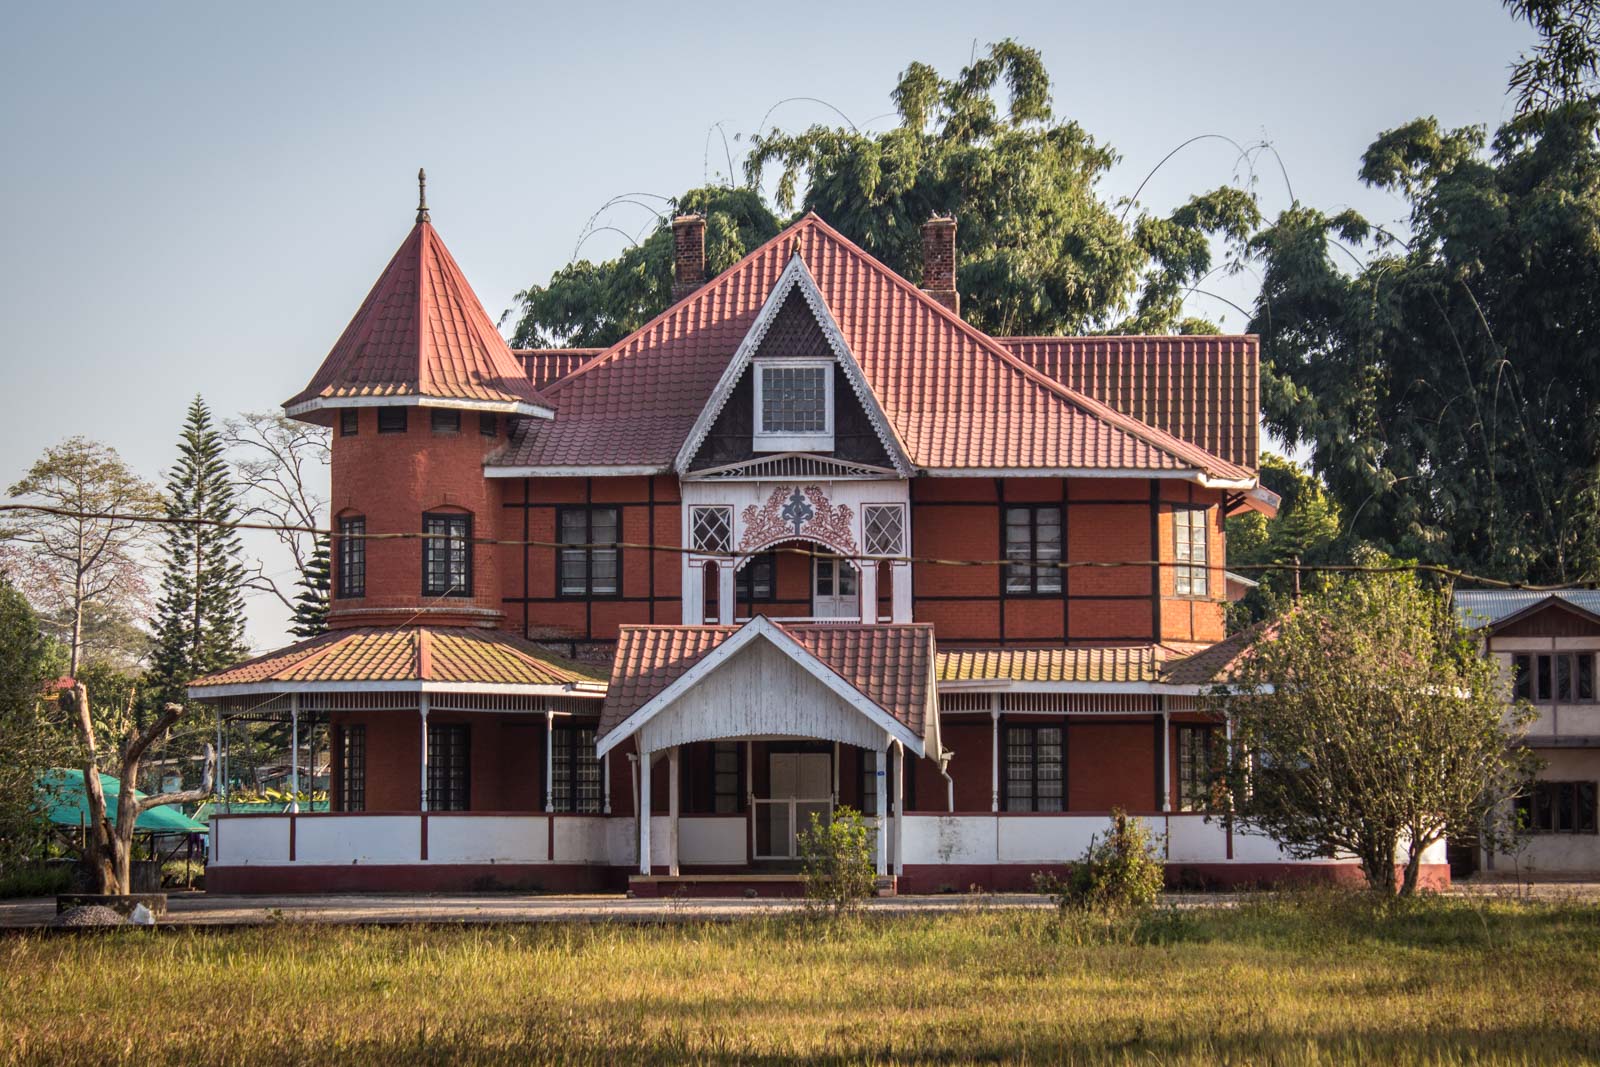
{"left": 863, "top": 505, "right": 905, "bottom": 557}
{"left": 690, "top": 506, "right": 733, "bottom": 553}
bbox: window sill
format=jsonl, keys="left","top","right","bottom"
{"left": 753, "top": 433, "right": 834, "bottom": 453}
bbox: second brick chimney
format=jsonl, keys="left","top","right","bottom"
{"left": 671, "top": 214, "right": 707, "bottom": 302}
{"left": 921, "top": 214, "right": 958, "bottom": 315}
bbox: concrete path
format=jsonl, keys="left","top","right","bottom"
{"left": 2, "top": 880, "right": 1594, "bottom": 930}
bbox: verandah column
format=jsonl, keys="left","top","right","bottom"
{"left": 893, "top": 739, "right": 905, "bottom": 876}
{"left": 544, "top": 708, "right": 555, "bottom": 813}
{"left": 668, "top": 746, "right": 681, "bottom": 877}
{"left": 716, "top": 563, "right": 735, "bottom": 626}
{"left": 289, "top": 693, "right": 300, "bottom": 814}
{"left": 857, "top": 560, "right": 877, "bottom": 624}
{"left": 990, "top": 698, "right": 1001, "bottom": 813}
{"left": 418, "top": 695, "right": 430, "bottom": 812}
{"left": 1160, "top": 707, "right": 1172, "bottom": 813}
{"left": 875, "top": 735, "right": 889, "bottom": 877}
{"left": 638, "top": 746, "right": 652, "bottom": 876}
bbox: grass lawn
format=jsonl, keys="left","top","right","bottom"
{"left": 2, "top": 894, "right": 1598, "bottom": 1065}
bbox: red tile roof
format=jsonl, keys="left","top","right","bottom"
{"left": 1001, "top": 336, "right": 1259, "bottom": 470}
{"left": 188, "top": 627, "right": 605, "bottom": 690}
{"left": 599, "top": 622, "right": 935, "bottom": 742}
{"left": 285, "top": 222, "right": 551, "bottom": 418}
{"left": 491, "top": 215, "right": 1254, "bottom": 484}
{"left": 515, "top": 348, "right": 603, "bottom": 391}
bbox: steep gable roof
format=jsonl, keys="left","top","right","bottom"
{"left": 488, "top": 214, "right": 1255, "bottom": 486}
{"left": 1002, "top": 335, "right": 1259, "bottom": 470}
{"left": 286, "top": 221, "right": 553, "bottom": 422}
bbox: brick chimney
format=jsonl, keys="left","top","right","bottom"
{"left": 671, "top": 214, "right": 706, "bottom": 302}
{"left": 921, "top": 214, "right": 958, "bottom": 315}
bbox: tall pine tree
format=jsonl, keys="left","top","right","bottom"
{"left": 148, "top": 396, "right": 248, "bottom": 705}
{"left": 290, "top": 534, "right": 330, "bottom": 638}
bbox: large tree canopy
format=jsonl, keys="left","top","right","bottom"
{"left": 511, "top": 41, "right": 1257, "bottom": 348}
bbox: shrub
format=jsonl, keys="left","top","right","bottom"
{"left": 161, "top": 859, "right": 205, "bottom": 890}
{"left": 798, "top": 806, "right": 876, "bottom": 915}
{"left": 1035, "top": 809, "right": 1166, "bottom": 915}
{"left": 0, "top": 863, "right": 73, "bottom": 898}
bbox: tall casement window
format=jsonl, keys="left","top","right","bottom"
{"left": 558, "top": 507, "right": 620, "bottom": 597}
{"left": 340, "top": 725, "right": 366, "bottom": 812}
{"left": 754, "top": 360, "right": 833, "bottom": 450}
{"left": 713, "top": 742, "right": 742, "bottom": 813}
{"left": 427, "top": 723, "right": 470, "bottom": 811}
{"left": 1518, "top": 781, "right": 1598, "bottom": 834}
{"left": 550, "top": 725, "right": 602, "bottom": 813}
{"left": 1004, "top": 724, "right": 1064, "bottom": 812}
{"left": 1513, "top": 653, "right": 1597, "bottom": 703}
{"left": 1174, "top": 506, "right": 1210, "bottom": 597}
{"left": 859, "top": 749, "right": 912, "bottom": 816}
{"left": 431, "top": 409, "right": 461, "bottom": 434}
{"left": 737, "top": 552, "right": 777, "bottom": 602}
{"left": 377, "top": 407, "right": 408, "bottom": 434}
{"left": 1175, "top": 725, "right": 1218, "bottom": 811}
{"left": 336, "top": 515, "right": 366, "bottom": 599}
{"left": 422, "top": 512, "right": 472, "bottom": 597}
{"left": 1004, "top": 506, "right": 1063, "bottom": 595}
{"left": 340, "top": 409, "right": 359, "bottom": 436}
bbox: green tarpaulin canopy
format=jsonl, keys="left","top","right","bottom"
{"left": 37, "top": 769, "right": 206, "bottom": 835}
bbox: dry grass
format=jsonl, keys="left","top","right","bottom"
{"left": 2, "top": 894, "right": 1598, "bottom": 1065}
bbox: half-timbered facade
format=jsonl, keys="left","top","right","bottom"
{"left": 191, "top": 186, "right": 1447, "bottom": 894}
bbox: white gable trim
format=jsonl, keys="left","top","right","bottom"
{"left": 674, "top": 255, "right": 912, "bottom": 477}
{"left": 285, "top": 394, "right": 554, "bottom": 420}
{"left": 596, "top": 616, "right": 925, "bottom": 757}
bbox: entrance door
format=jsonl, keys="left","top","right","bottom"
{"left": 812, "top": 556, "right": 858, "bottom": 619}
{"left": 758, "top": 751, "right": 833, "bottom": 859}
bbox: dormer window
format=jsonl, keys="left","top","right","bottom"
{"left": 754, "top": 360, "right": 833, "bottom": 452}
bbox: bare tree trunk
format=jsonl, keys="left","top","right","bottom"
{"left": 64, "top": 684, "right": 117, "bottom": 893}
{"left": 1398, "top": 841, "right": 1427, "bottom": 897}
{"left": 1360, "top": 833, "right": 1400, "bottom": 897}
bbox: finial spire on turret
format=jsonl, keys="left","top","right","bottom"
{"left": 416, "top": 168, "right": 429, "bottom": 223}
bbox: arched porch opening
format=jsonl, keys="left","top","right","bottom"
{"left": 731, "top": 535, "right": 872, "bottom": 625}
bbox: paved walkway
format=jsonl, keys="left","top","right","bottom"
{"left": 2, "top": 881, "right": 1594, "bottom": 930}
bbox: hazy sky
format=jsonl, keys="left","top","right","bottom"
{"left": 0, "top": 1, "right": 1529, "bottom": 651}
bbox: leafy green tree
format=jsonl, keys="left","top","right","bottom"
{"left": 1225, "top": 453, "right": 1345, "bottom": 628}
{"left": 512, "top": 41, "right": 1257, "bottom": 346}
{"left": 0, "top": 577, "right": 69, "bottom": 869}
{"left": 289, "top": 535, "right": 330, "bottom": 639}
{"left": 1212, "top": 575, "right": 1538, "bottom": 897}
{"left": 147, "top": 397, "right": 249, "bottom": 707}
{"left": 1507, "top": 0, "right": 1600, "bottom": 113}
{"left": 3, "top": 437, "right": 162, "bottom": 675}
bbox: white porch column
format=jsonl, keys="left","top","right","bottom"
{"left": 544, "top": 709, "right": 555, "bottom": 813}
{"left": 638, "top": 747, "right": 652, "bottom": 875}
{"left": 1160, "top": 709, "right": 1172, "bottom": 812}
{"left": 893, "top": 739, "right": 905, "bottom": 876}
{"left": 668, "top": 746, "right": 681, "bottom": 876}
{"left": 418, "top": 695, "right": 430, "bottom": 813}
{"left": 990, "top": 699, "right": 1001, "bottom": 813}
{"left": 215, "top": 710, "right": 227, "bottom": 809}
{"left": 857, "top": 560, "right": 877, "bottom": 624}
{"left": 682, "top": 558, "right": 704, "bottom": 625}
{"left": 831, "top": 742, "right": 840, "bottom": 803}
{"left": 289, "top": 693, "right": 300, "bottom": 814}
{"left": 717, "top": 562, "right": 736, "bottom": 625}
{"left": 602, "top": 750, "right": 612, "bottom": 814}
{"left": 875, "top": 736, "right": 889, "bottom": 876}
{"left": 891, "top": 562, "right": 913, "bottom": 623}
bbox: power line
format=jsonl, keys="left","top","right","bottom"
{"left": 0, "top": 502, "right": 1584, "bottom": 591}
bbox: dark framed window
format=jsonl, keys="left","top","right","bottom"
{"left": 340, "top": 725, "right": 366, "bottom": 812}
{"left": 1004, "top": 506, "right": 1062, "bottom": 595}
{"left": 340, "top": 409, "right": 359, "bottom": 436}
{"left": 737, "top": 552, "right": 777, "bottom": 602}
{"left": 713, "top": 742, "right": 742, "bottom": 813}
{"left": 558, "top": 507, "right": 620, "bottom": 597}
{"left": 1004, "top": 724, "right": 1064, "bottom": 812}
{"left": 1513, "top": 653, "right": 1596, "bottom": 703}
{"left": 479, "top": 412, "right": 498, "bottom": 437}
{"left": 431, "top": 409, "right": 460, "bottom": 434}
{"left": 550, "top": 725, "right": 602, "bottom": 813}
{"left": 337, "top": 515, "right": 365, "bottom": 599}
{"left": 377, "top": 407, "right": 408, "bottom": 434}
{"left": 427, "top": 723, "right": 470, "bottom": 811}
{"left": 1174, "top": 506, "right": 1210, "bottom": 597}
{"left": 422, "top": 512, "right": 472, "bottom": 597}
{"left": 1176, "top": 725, "right": 1218, "bottom": 812}
{"left": 1517, "top": 781, "right": 1598, "bottom": 834}
{"left": 859, "top": 749, "right": 912, "bottom": 817}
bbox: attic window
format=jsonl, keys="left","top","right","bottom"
{"left": 754, "top": 360, "right": 833, "bottom": 452}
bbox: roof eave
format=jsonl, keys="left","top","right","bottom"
{"left": 284, "top": 394, "right": 555, "bottom": 423}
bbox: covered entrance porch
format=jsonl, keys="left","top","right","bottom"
{"left": 599, "top": 616, "right": 940, "bottom": 895}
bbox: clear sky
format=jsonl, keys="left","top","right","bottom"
{"left": 0, "top": 1, "right": 1529, "bottom": 651}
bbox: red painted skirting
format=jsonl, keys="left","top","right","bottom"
{"left": 206, "top": 864, "right": 626, "bottom": 895}
{"left": 896, "top": 863, "right": 1452, "bottom": 894}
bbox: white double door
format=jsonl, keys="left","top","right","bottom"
{"left": 811, "top": 556, "right": 858, "bottom": 618}
{"left": 760, "top": 752, "right": 833, "bottom": 860}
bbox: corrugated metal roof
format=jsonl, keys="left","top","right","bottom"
{"left": 1454, "top": 589, "right": 1600, "bottom": 627}
{"left": 937, "top": 646, "right": 1164, "bottom": 684}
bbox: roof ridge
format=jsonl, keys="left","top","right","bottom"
{"left": 998, "top": 334, "right": 1260, "bottom": 343}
